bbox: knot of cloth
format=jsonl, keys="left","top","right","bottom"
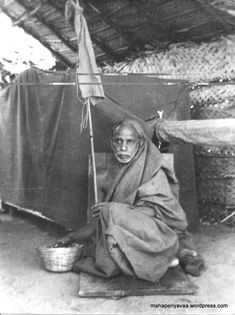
{"left": 154, "top": 117, "right": 168, "bottom": 142}
{"left": 65, "top": 0, "right": 84, "bottom": 20}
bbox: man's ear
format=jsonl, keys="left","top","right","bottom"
{"left": 110, "top": 138, "right": 115, "bottom": 151}
{"left": 139, "top": 137, "right": 145, "bottom": 147}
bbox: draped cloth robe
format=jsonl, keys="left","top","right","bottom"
{"left": 75, "top": 120, "right": 188, "bottom": 282}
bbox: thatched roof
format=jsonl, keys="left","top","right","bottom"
{"left": 1, "top": 0, "right": 235, "bottom": 70}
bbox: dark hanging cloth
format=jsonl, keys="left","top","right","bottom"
{"left": 0, "top": 68, "right": 195, "bottom": 230}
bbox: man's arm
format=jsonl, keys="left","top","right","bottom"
{"left": 56, "top": 221, "right": 96, "bottom": 246}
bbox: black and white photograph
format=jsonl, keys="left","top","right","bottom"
{"left": 0, "top": 0, "right": 235, "bottom": 314}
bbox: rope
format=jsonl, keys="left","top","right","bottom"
{"left": 80, "top": 98, "right": 89, "bottom": 132}
{"left": 74, "top": 67, "right": 89, "bottom": 132}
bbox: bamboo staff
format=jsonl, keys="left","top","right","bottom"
{"left": 87, "top": 97, "right": 98, "bottom": 204}
{"left": 86, "top": 97, "right": 101, "bottom": 243}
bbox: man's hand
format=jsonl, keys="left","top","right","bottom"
{"left": 91, "top": 202, "right": 109, "bottom": 219}
{"left": 54, "top": 235, "right": 73, "bottom": 247}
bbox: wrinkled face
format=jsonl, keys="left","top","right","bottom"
{"left": 111, "top": 125, "right": 140, "bottom": 164}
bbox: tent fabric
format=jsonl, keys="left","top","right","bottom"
{"left": 155, "top": 118, "right": 235, "bottom": 146}
{"left": 0, "top": 68, "right": 195, "bottom": 230}
{"left": 0, "top": 69, "right": 82, "bottom": 226}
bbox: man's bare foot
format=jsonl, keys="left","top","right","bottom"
{"left": 169, "top": 257, "right": 179, "bottom": 268}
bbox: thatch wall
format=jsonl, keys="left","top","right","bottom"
{"left": 103, "top": 35, "right": 235, "bottom": 82}
{"left": 103, "top": 36, "right": 235, "bottom": 224}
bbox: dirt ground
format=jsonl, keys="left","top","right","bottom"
{"left": 0, "top": 210, "right": 235, "bottom": 315}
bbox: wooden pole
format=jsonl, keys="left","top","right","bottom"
{"left": 221, "top": 211, "right": 235, "bottom": 223}
{"left": 87, "top": 97, "right": 98, "bottom": 204}
{"left": 87, "top": 98, "right": 100, "bottom": 243}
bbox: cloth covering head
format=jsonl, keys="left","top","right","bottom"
{"left": 106, "top": 119, "right": 164, "bottom": 203}
{"left": 74, "top": 119, "right": 189, "bottom": 282}
{"left": 111, "top": 120, "right": 144, "bottom": 164}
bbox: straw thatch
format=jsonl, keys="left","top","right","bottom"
{"left": 1, "top": 0, "right": 235, "bottom": 73}
{"left": 103, "top": 35, "right": 235, "bottom": 83}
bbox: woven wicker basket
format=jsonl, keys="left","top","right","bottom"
{"left": 38, "top": 244, "right": 83, "bottom": 272}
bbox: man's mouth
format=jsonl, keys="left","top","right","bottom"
{"left": 117, "top": 154, "right": 130, "bottom": 159}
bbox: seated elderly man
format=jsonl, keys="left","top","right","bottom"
{"left": 57, "top": 119, "right": 204, "bottom": 282}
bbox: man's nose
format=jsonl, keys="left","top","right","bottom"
{"left": 120, "top": 142, "right": 127, "bottom": 151}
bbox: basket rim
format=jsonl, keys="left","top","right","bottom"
{"left": 37, "top": 243, "right": 83, "bottom": 251}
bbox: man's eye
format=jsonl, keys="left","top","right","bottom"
{"left": 115, "top": 139, "right": 122, "bottom": 145}
{"left": 127, "top": 139, "right": 134, "bottom": 145}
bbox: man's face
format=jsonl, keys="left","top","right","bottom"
{"left": 112, "top": 125, "right": 140, "bottom": 164}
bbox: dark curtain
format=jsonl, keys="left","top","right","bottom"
{"left": 0, "top": 69, "right": 197, "bottom": 230}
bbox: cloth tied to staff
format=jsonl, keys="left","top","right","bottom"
{"left": 65, "top": 0, "right": 105, "bottom": 106}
